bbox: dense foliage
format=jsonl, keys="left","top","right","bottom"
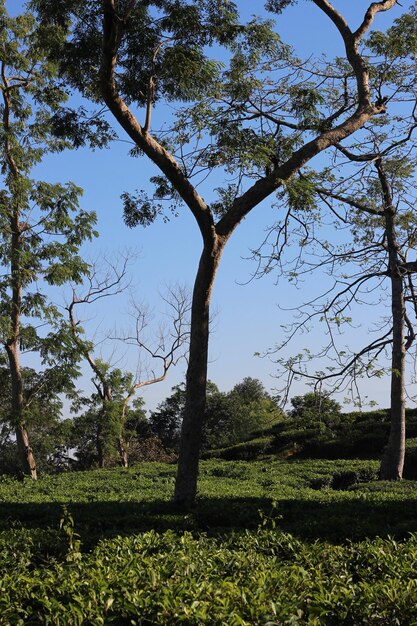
{"left": 4, "top": 527, "right": 417, "bottom": 625}
{"left": 289, "top": 393, "right": 342, "bottom": 430}
{"left": 2, "top": 458, "right": 417, "bottom": 623}
{"left": 150, "top": 378, "right": 284, "bottom": 452}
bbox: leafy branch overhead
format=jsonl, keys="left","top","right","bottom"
{"left": 31, "top": 0, "right": 400, "bottom": 233}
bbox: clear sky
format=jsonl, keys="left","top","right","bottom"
{"left": 6, "top": 0, "right": 414, "bottom": 413}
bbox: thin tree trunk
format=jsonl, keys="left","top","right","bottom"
{"left": 378, "top": 159, "right": 406, "bottom": 480}
{"left": 15, "top": 423, "right": 37, "bottom": 479}
{"left": 118, "top": 401, "right": 129, "bottom": 468}
{"left": 118, "top": 434, "right": 129, "bottom": 467}
{"left": 174, "top": 238, "right": 224, "bottom": 508}
{"left": 379, "top": 271, "right": 406, "bottom": 479}
{"left": 2, "top": 82, "right": 36, "bottom": 479}
{"left": 6, "top": 215, "right": 37, "bottom": 478}
{"left": 6, "top": 343, "right": 37, "bottom": 479}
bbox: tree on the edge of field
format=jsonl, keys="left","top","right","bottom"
{"left": 0, "top": 363, "right": 74, "bottom": 475}
{"left": 70, "top": 372, "right": 150, "bottom": 469}
{"left": 68, "top": 263, "right": 190, "bottom": 467}
{"left": 289, "top": 393, "right": 342, "bottom": 432}
{"left": 32, "top": 0, "right": 405, "bottom": 505}
{"left": 257, "top": 46, "right": 417, "bottom": 479}
{"left": 272, "top": 149, "right": 417, "bottom": 479}
{"left": 0, "top": 7, "right": 105, "bottom": 477}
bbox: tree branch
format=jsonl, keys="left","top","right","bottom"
{"left": 100, "top": 0, "right": 214, "bottom": 243}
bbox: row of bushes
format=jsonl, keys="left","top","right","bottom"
{"left": 2, "top": 525, "right": 417, "bottom": 625}
{"left": 206, "top": 407, "right": 417, "bottom": 464}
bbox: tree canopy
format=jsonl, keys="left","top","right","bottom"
{"left": 28, "top": 0, "right": 412, "bottom": 504}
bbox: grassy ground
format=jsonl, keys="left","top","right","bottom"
{"left": 3, "top": 458, "right": 417, "bottom": 624}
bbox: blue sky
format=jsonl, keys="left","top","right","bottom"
{"left": 6, "top": 0, "right": 413, "bottom": 413}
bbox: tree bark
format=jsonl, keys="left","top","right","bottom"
{"left": 379, "top": 270, "right": 406, "bottom": 479}
{"left": 118, "top": 434, "right": 129, "bottom": 468}
{"left": 174, "top": 236, "right": 225, "bottom": 507}
{"left": 6, "top": 342, "right": 37, "bottom": 479}
{"left": 15, "top": 422, "right": 37, "bottom": 480}
{"left": 378, "top": 160, "right": 406, "bottom": 480}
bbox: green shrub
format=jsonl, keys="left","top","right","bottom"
{"left": 2, "top": 458, "right": 417, "bottom": 623}
{"left": 205, "top": 436, "right": 275, "bottom": 461}
{"left": 3, "top": 529, "right": 417, "bottom": 624}
{"left": 403, "top": 438, "right": 417, "bottom": 479}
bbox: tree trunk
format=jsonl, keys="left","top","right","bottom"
{"left": 6, "top": 343, "right": 37, "bottom": 479}
{"left": 379, "top": 266, "right": 406, "bottom": 479}
{"left": 5, "top": 214, "right": 37, "bottom": 479}
{"left": 379, "top": 271, "right": 406, "bottom": 479}
{"left": 96, "top": 423, "right": 105, "bottom": 468}
{"left": 118, "top": 435, "right": 129, "bottom": 468}
{"left": 174, "top": 237, "right": 225, "bottom": 508}
{"left": 378, "top": 160, "right": 406, "bottom": 480}
{"left": 15, "top": 422, "right": 37, "bottom": 480}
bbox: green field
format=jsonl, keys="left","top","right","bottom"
{"left": 2, "top": 458, "right": 417, "bottom": 624}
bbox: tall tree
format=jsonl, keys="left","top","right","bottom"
{"left": 32, "top": 0, "right": 403, "bottom": 504}
{"left": 70, "top": 366, "right": 143, "bottom": 468}
{"left": 0, "top": 7, "right": 98, "bottom": 477}
{"left": 262, "top": 132, "right": 417, "bottom": 478}
{"left": 253, "top": 7, "right": 417, "bottom": 479}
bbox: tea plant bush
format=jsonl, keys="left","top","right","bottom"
{"left": 3, "top": 528, "right": 417, "bottom": 624}
{"left": 2, "top": 458, "right": 417, "bottom": 541}
{"left": 207, "top": 407, "right": 417, "bottom": 462}
{"left": 2, "top": 459, "right": 417, "bottom": 623}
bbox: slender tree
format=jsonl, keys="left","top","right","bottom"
{"left": 0, "top": 7, "right": 99, "bottom": 477}
{"left": 68, "top": 262, "right": 190, "bottom": 467}
{"left": 32, "top": 0, "right": 404, "bottom": 504}
{"left": 262, "top": 131, "right": 417, "bottom": 478}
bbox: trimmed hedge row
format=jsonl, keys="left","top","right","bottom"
{"left": 206, "top": 409, "right": 417, "bottom": 462}
{"left": 2, "top": 528, "right": 417, "bottom": 625}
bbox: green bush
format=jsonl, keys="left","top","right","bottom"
{"left": 3, "top": 529, "right": 417, "bottom": 624}
{"left": 2, "top": 459, "right": 417, "bottom": 622}
{"left": 204, "top": 436, "right": 275, "bottom": 460}
{"left": 403, "top": 438, "right": 417, "bottom": 479}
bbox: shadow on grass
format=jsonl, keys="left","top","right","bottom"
{"left": 2, "top": 494, "right": 417, "bottom": 548}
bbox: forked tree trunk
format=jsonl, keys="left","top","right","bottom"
{"left": 378, "top": 160, "right": 406, "bottom": 480}
{"left": 174, "top": 237, "right": 225, "bottom": 507}
{"left": 98, "top": 0, "right": 397, "bottom": 507}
